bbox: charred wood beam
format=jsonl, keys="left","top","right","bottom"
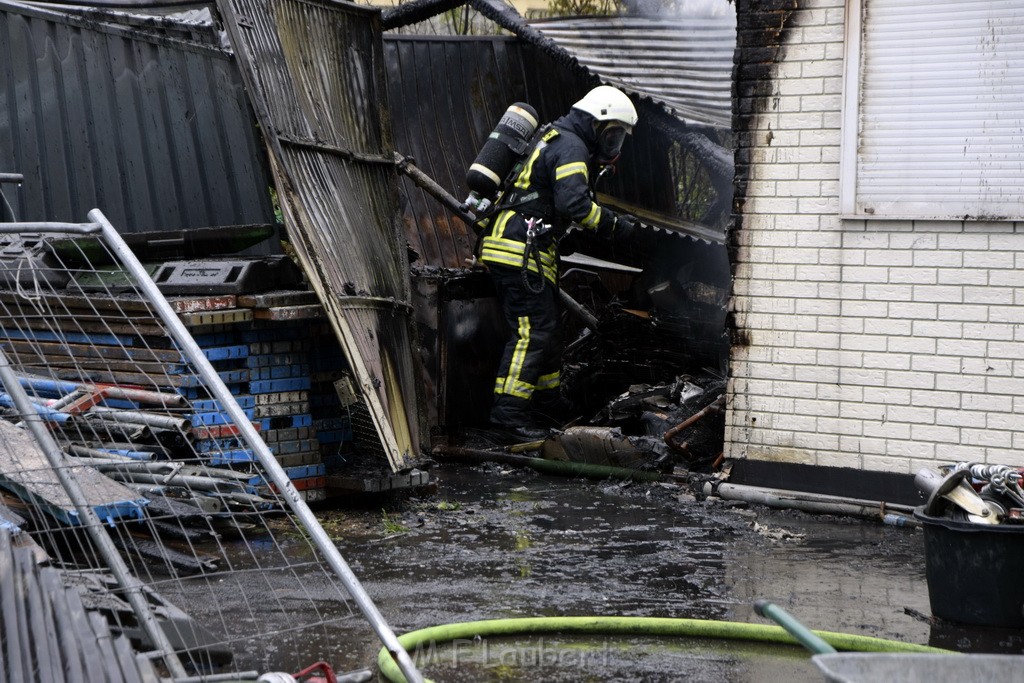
{"left": 664, "top": 394, "right": 725, "bottom": 454}
{"left": 281, "top": 135, "right": 394, "bottom": 165}
{"left": 22, "top": 0, "right": 212, "bottom": 7}
{"left": 384, "top": 0, "right": 588, "bottom": 78}
{"left": 680, "top": 131, "right": 733, "bottom": 183}
{"left": 470, "top": 0, "right": 590, "bottom": 77}
{"left": 559, "top": 290, "right": 599, "bottom": 331}
{"left": 393, "top": 153, "right": 478, "bottom": 225}
{"left": 381, "top": 0, "right": 466, "bottom": 29}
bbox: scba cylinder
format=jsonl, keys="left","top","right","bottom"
{"left": 466, "top": 102, "right": 539, "bottom": 204}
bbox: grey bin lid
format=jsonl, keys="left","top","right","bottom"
{"left": 812, "top": 653, "right": 1024, "bottom": 683}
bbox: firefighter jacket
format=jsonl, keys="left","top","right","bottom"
{"left": 479, "top": 109, "right": 628, "bottom": 285}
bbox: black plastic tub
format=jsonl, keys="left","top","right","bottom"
{"left": 914, "top": 507, "right": 1024, "bottom": 628}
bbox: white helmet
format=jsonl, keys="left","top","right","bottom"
{"left": 571, "top": 85, "right": 638, "bottom": 130}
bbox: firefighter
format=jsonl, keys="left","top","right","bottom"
{"left": 481, "top": 85, "right": 639, "bottom": 439}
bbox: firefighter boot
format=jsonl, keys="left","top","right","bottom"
{"left": 532, "top": 389, "right": 575, "bottom": 428}
{"left": 490, "top": 397, "right": 550, "bottom": 441}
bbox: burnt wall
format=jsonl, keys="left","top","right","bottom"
{"left": 728, "top": 0, "right": 800, "bottom": 346}
{"left": 730, "top": 0, "right": 799, "bottom": 270}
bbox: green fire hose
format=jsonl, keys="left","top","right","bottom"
{"left": 377, "top": 614, "right": 950, "bottom": 683}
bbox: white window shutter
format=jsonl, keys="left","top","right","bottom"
{"left": 852, "top": 0, "right": 1024, "bottom": 220}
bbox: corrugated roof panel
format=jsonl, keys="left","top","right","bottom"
{"left": 219, "top": 0, "right": 419, "bottom": 470}
{"left": 0, "top": 1, "right": 273, "bottom": 230}
{"left": 527, "top": 15, "right": 735, "bottom": 129}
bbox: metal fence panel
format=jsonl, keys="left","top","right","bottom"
{"left": 0, "top": 212, "right": 422, "bottom": 679}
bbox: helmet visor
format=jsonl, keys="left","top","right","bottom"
{"left": 598, "top": 123, "right": 630, "bottom": 163}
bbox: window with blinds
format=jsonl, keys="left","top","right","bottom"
{"left": 840, "top": 0, "right": 1024, "bottom": 220}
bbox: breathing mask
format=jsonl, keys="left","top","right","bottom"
{"left": 596, "top": 122, "right": 630, "bottom": 166}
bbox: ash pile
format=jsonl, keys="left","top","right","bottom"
{"left": 539, "top": 375, "right": 726, "bottom": 475}
{"left": 543, "top": 230, "right": 729, "bottom": 475}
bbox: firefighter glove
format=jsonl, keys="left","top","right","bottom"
{"left": 612, "top": 214, "right": 636, "bottom": 243}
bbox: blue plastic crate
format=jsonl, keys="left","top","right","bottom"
{"left": 249, "top": 378, "right": 311, "bottom": 394}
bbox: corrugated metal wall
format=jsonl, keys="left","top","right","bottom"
{"left": 219, "top": 0, "right": 420, "bottom": 469}
{"left": 0, "top": 1, "right": 274, "bottom": 230}
{"left": 527, "top": 15, "right": 736, "bottom": 130}
{"left": 384, "top": 35, "right": 678, "bottom": 270}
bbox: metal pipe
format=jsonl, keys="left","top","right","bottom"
{"left": 0, "top": 222, "right": 101, "bottom": 234}
{"left": 0, "top": 174, "right": 24, "bottom": 184}
{"left": 0, "top": 393, "right": 72, "bottom": 422}
{"left": 66, "top": 445, "right": 149, "bottom": 462}
{"left": 664, "top": 395, "right": 725, "bottom": 452}
{"left": 68, "top": 459, "right": 179, "bottom": 475}
{"left": 0, "top": 347, "right": 188, "bottom": 678}
{"left": 116, "top": 471, "right": 245, "bottom": 492}
{"left": 558, "top": 289, "right": 600, "bottom": 332}
{"left": 95, "top": 386, "right": 186, "bottom": 406}
{"left": 754, "top": 601, "right": 837, "bottom": 655}
{"left": 174, "top": 673, "right": 260, "bottom": 683}
{"left": 88, "top": 406, "right": 190, "bottom": 431}
{"left": 91, "top": 209, "right": 426, "bottom": 683}
{"left": 712, "top": 482, "right": 918, "bottom": 520}
{"left": 18, "top": 376, "right": 184, "bottom": 407}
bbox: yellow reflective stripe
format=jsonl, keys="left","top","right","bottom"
{"left": 581, "top": 203, "right": 601, "bottom": 229}
{"left": 495, "top": 377, "right": 534, "bottom": 399}
{"left": 480, "top": 239, "right": 557, "bottom": 283}
{"left": 481, "top": 237, "right": 557, "bottom": 266}
{"left": 555, "top": 162, "right": 588, "bottom": 181}
{"left": 480, "top": 252, "right": 557, "bottom": 283}
{"left": 491, "top": 210, "right": 515, "bottom": 239}
{"left": 514, "top": 147, "right": 543, "bottom": 190}
{"left": 480, "top": 251, "right": 523, "bottom": 269}
{"left": 536, "top": 371, "right": 560, "bottom": 390}
{"left": 503, "top": 316, "right": 531, "bottom": 395}
{"left": 513, "top": 130, "right": 559, "bottom": 191}
{"left": 509, "top": 380, "right": 534, "bottom": 398}
{"left": 483, "top": 235, "right": 527, "bottom": 252}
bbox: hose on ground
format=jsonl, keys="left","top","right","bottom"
{"left": 377, "top": 615, "right": 950, "bottom": 683}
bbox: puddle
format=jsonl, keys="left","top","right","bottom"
{"left": 198, "top": 463, "right": 1023, "bottom": 679}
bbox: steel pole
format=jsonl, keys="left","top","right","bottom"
{"left": 0, "top": 222, "right": 101, "bottom": 234}
{"left": 91, "top": 209, "right": 426, "bottom": 683}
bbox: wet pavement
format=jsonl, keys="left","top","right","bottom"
{"left": 230, "top": 462, "right": 1024, "bottom": 681}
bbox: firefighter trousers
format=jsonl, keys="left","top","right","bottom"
{"left": 488, "top": 263, "right": 562, "bottom": 426}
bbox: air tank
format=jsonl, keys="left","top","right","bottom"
{"left": 464, "top": 102, "right": 539, "bottom": 213}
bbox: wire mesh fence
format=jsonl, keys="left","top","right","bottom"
{"left": 0, "top": 212, "right": 421, "bottom": 681}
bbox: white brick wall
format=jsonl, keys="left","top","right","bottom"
{"left": 727, "top": 0, "right": 1024, "bottom": 473}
